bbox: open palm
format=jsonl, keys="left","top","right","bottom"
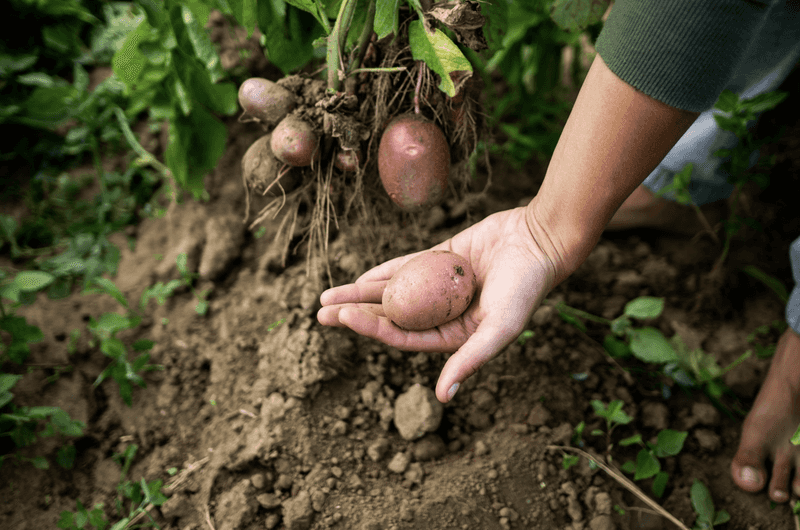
{"left": 317, "top": 206, "right": 557, "bottom": 402}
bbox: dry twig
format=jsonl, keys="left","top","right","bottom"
{"left": 548, "top": 445, "right": 690, "bottom": 530}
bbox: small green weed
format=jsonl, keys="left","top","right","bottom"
{"left": 619, "top": 429, "right": 688, "bottom": 498}
{"left": 85, "top": 278, "right": 160, "bottom": 406}
{"left": 690, "top": 479, "right": 730, "bottom": 529}
{"left": 552, "top": 296, "right": 748, "bottom": 409}
{"left": 58, "top": 445, "right": 167, "bottom": 530}
{"left": 1, "top": 269, "right": 84, "bottom": 469}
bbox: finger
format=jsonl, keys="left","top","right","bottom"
{"left": 434, "top": 317, "right": 521, "bottom": 403}
{"left": 356, "top": 241, "right": 455, "bottom": 284}
{"left": 320, "top": 281, "right": 387, "bottom": 306}
{"left": 356, "top": 253, "right": 421, "bottom": 283}
{"left": 317, "top": 303, "right": 385, "bottom": 327}
{"left": 337, "top": 307, "right": 460, "bottom": 352}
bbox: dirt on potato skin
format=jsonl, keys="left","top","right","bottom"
{"left": 3, "top": 45, "right": 800, "bottom": 530}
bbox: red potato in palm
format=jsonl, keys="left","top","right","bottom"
{"left": 238, "top": 78, "right": 296, "bottom": 125}
{"left": 378, "top": 114, "right": 449, "bottom": 210}
{"left": 382, "top": 250, "right": 477, "bottom": 330}
{"left": 270, "top": 115, "right": 319, "bottom": 167}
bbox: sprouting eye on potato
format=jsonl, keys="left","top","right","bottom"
{"left": 382, "top": 250, "right": 477, "bottom": 331}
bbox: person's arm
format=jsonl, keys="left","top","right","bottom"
{"left": 525, "top": 53, "right": 700, "bottom": 284}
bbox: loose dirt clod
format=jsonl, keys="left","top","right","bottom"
{"left": 394, "top": 384, "right": 444, "bottom": 440}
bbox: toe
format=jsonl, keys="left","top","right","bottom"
{"left": 768, "top": 447, "right": 792, "bottom": 503}
{"left": 731, "top": 446, "right": 767, "bottom": 493}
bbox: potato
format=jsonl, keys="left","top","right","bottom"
{"left": 242, "top": 134, "right": 298, "bottom": 194}
{"left": 242, "top": 134, "right": 280, "bottom": 192}
{"left": 238, "top": 78, "right": 296, "bottom": 126}
{"left": 335, "top": 148, "right": 360, "bottom": 172}
{"left": 378, "top": 114, "right": 449, "bottom": 211}
{"left": 270, "top": 115, "right": 318, "bottom": 167}
{"left": 382, "top": 250, "right": 477, "bottom": 331}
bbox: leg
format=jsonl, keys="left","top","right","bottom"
{"left": 731, "top": 328, "right": 800, "bottom": 502}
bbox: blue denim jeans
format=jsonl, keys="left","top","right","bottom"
{"left": 641, "top": 15, "right": 800, "bottom": 332}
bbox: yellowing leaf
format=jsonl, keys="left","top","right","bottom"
{"left": 408, "top": 19, "right": 472, "bottom": 97}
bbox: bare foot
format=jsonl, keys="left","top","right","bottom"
{"left": 731, "top": 328, "right": 800, "bottom": 503}
{"left": 606, "top": 184, "right": 724, "bottom": 235}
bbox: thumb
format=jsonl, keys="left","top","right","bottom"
{"left": 434, "top": 317, "right": 523, "bottom": 403}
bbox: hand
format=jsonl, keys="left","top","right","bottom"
{"left": 317, "top": 206, "right": 558, "bottom": 403}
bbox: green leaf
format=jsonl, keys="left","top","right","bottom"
{"left": 690, "top": 479, "right": 715, "bottom": 524}
{"left": 630, "top": 327, "right": 679, "bottom": 364}
{"left": 619, "top": 434, "right": 642, "bottom": 447}
{"left": 550, "top": 0, "right": 610, "bottom": 32}
{"left": 633, "top": 449, "right": 660, "bottom": 480}
{"left": 792, "top": 424, "right": 800, "bottom": 446}
{"left": 285, "top": 0, "right": 329, "bottom": 31}
{"left": 174, "top": 4, "right": 224, "bottom": 81}
{"left": 229, "top": 0, "right": 259, "bottom": 35}
{"left": 620, "top": 460, "right": 636, "bottom": 474}
{"left": 16, "top": 72, "right": 57, "bottom": 87}
{"left": 652, "top": 471, "right": 669, "bottom": 498}
{"left": 165, "top": 105, "right": 228, "bottom": 198}
{"left": 745, "top": 90, "right": 788, "bottom": 114}
{"left": 50, "top": 409, "right": 85, "bottom": 437}
{"left": 654, "top": 429, "right": 687, "bottom": 458}
{"left": 375, "top": 0, "right": 400, "bottom": 39}
{"left": 624, "top": 297, "right": 664, "bottom": 319}
{"left": 89, "top": 313, "right": 131, "bottom": 338}
{"left": 91, "top": 278, "right": 129, "bottom": 309}
{"left": 602, "top": 335, "right": 631, "bottom": 358}
{"left": 257, "top": 2, "right": 319, "bottom": 74}
{"left": 20, "top": 85, "right": 79, "bottom": 128}
{"left": 408, "top": 19, "right": 472, "bottom": 97}
{"left": 713, "top": 510, "right": 731, "bottom": 525}
{"left": 14, "top": 271, "right": 55, "bottom": 292}
{"left": 0, "top": 53, "right": 38, "bottom": 76}
{"left": 0, "top": 374, "right": 21, "bottom": 395}
{"left": 100, "top": 337, "right": 127, "bottom": 360}
{"left": 714, "top": 90, "right": 738, "bottom": 113}
{"left": 742, "top": 265, "right": 789, "bottom": 304}
{"left": 132, "top": 339, "right": 155, "bottom": 352}
{"left": 142, "top": 479, "right": 168, "bottom": 505}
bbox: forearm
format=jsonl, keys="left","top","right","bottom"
{"left": 526, "top": 54, "right": 699, "bottom": 283}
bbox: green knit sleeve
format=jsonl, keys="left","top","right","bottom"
{"left": 594, "top": 0, "right": 769, "bottom": 112}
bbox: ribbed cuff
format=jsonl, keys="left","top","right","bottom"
{"left": 595, "top": 0, "right": 766, "bottom": 112}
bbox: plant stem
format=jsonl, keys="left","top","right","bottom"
{"left": 545, "top": 299, "right": 613, "bottom": 326}
{"left": 326, "top": 0, "right": 358, "bottom": 93}
{"left": 314, "top": 0, "right": 332, "bottom": 34}
{"left": 112, "top": 107, "right": 172, "bottom": 179}
{"left": 349, "top": 0, "right": 376, "bottom": 74}
{"left": 691, "top": 202, "right": 720, "bottom": 245}
{"left": 712, "top": 183, "right": 743, "bottom": 273}
{"left": 347, "top": 67, "right": 407, "bottom": 76}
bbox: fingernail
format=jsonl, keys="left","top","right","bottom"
{"left": 739, "top": 466, "right": 759, "bottom": 486}
{"left": 446, "top": 383, "right": 460, "bottom": 401}
{"left": 773, "top": 489, "right": 789, "bottom": 502}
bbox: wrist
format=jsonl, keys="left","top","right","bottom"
{"left": 524, "top": 195, "right": 601, "bottom": 286}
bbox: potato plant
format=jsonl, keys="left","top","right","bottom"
{"left": 229, "top": 0, "right": 609, "bottom": 272}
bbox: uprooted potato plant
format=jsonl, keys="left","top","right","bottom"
{"left": 237, "top": 1, "right": 489, "bottom": 280}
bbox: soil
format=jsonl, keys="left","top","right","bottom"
{"left": 2, "top": 23, "right": 800, "bottom": 530}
